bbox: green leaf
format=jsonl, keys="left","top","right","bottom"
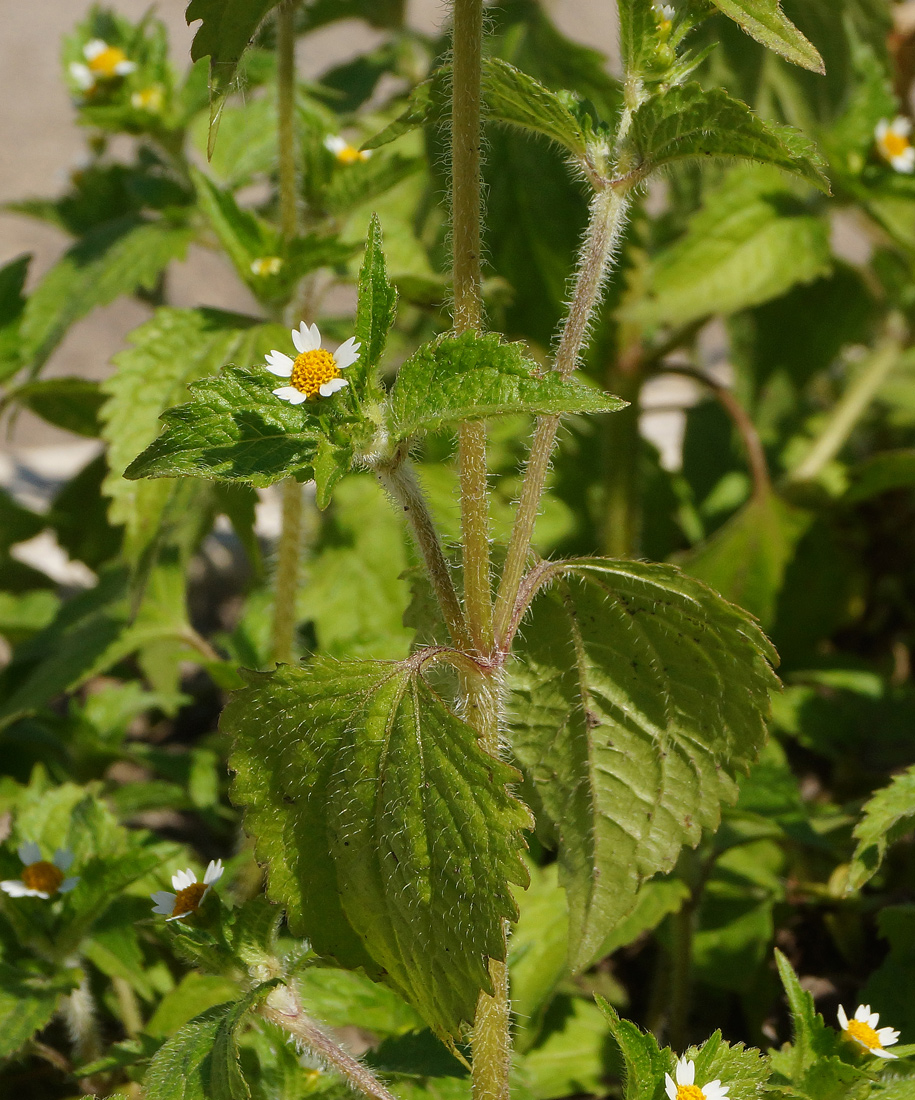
{"left": 325, "top": 154, "right": 423, "bottom": 218}
{"left": 847, "top": 765, "right": 915, "bottom": 892}
{"left": 618, "top": 0, "right": 667, "bottom": 83}
{"left": 481, "top": 58, "right": 590, "bottom": 162}
{"left": 598, "top": 876, "right": 691, "bottom": 957}
{"left": 297, "top": 968, "right": 424, "bottom": 1037}
{"left": 101, "top": 308, "right": 267, "bottom": 559}
{"left": 710, "top": 0, "right": 825, "bottom": 73}
{"left": 678, "top": 491, "right": 814, "bottom": 628}
{"left": 522, "top": 998, "right": 613, "bottom": 1100}
{"left": 124, "top": 365, "right": 333, "bottom": 488}
{"left": 625, "top": 84, "right": 830, "bottom": 192}
{"left": 687, "top": 1031, "right": 769, "bottom": 1100}
{"left": 624, "top": 169, "right": 832, "bottom": 328}
{"left": 0, "top": 964, "right": 77, "bottom": 1058}
{"left": 354, "top": 214, "right": 398, "bottom": 386}
{"left": 845, "top": 450, "right": 915, "bottom": 503}
{"left": 0, "top": 253, "right": 29, "bottom": 381}
{"left": 144, "top": 982, "right": 276, "bottom": 1100}
{"left": 595, "top": 997, "right": 669, "bottom": 1100}
{"left": 771, "top": 949, "right": 838, "bottom": 1078}
{"left": 19, "top": 216, "right": 192, "bottom": 375}
{"left": 387, "top": 333, "right": 625, "bottom": 440}
{"left": 313, "top": 437, "right": 352, "bottom": 511}
{"left": 362, "top": 69, "right": 449, "bottom": 152}
{"left": 186, "top": 0, "right": 279, "bottom": 96}
{"left": 225, "top": 659, "right": 531, "bottom": 1039}
{"left": 507, "top": 559, "right": 778, "bottom": 972}
{"left": 11, "top": 377, "right": 104, "bottom": 438}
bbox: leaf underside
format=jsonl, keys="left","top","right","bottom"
{"left": 507, "top": 559, "right": 778, "bottom": 972}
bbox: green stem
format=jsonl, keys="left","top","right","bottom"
{"left": 493, "top": 187, "right": 631, "bottom": 645}
{"left": 452, "top": 0, "right": 492, "bottom": 654}
{"left": 789, "top": 333, "right": 904, "bottom": 483}
{"left": 260, "top": 985, "right": 397, "bottom": 1100}
{"left": 271, "top": 0, "right": 303, "bottom": 666}
{"left": 668, "top": 901, "right": 694, "bottom": 1053}
{"left": 376, "top": 451, "right": 471, "bottom": 652}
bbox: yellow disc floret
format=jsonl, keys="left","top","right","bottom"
{"left": 882, "top": 131, "right": 910, "bottom": 160}
{"left": 676, "top": 1087, "right": 704, "bottom": 1100}
{"left": 291, "top": 349, "right": 341, "bottom": 399}
{"left": 21, "top": 861, "right": 65, "bottom": 896}
{"left": 846, "top": 1019, "right": 883, "bottom": 1051}
{"left": 172, "top": 881, "right": 208, "bottom": 918}
{"left": 89, "top": 45, "right": 130, "bottom": 78}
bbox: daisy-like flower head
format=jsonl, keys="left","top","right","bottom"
{"left": 665, "top": 1057, "right": 730, "bottom": 1100}
{"left": 251, "top": 256, "right": 284, "bottom": 277}
{"left": 151, "top": 859, "right": 224, "bottom": 922}
{"left": 1, "top": 842, "right": 79, "bottom": 899}
{"left": 131, "top": 85, "right": 164, "bottom": 113}
{"left": 838, "top": 1004, "right": 900, "bottom": 1059}
{"left": 324, "top": 134, "right": 372, "bottom": 165}
{"left": 266, "top": 322, "right": 360, "bottom": 404}
{"left": 70, "top": 39, "right": 137, "bottom": 91}
{"left": 656, "top": 2, "right": 676, "bottom": 19}
{"left": 875, "top": 117, "right": 915, "bottom": 174}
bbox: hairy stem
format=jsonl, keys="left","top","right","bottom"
{"left": 493, "top": 187, "right": 631, "bottom": 645}
{"left": 377, "top": 452, "right": 471, "bottom": 651}
{"left": 260, "top": 985, "right": 397, "bottom": 1100}
{"left": 452, "top": 0, "right": 493, "bottom": 653}
{"left": 789, "top": 333, "right": 903, "bottom": 483}
{"left": 271, "top": 0, "right": 303, "bottom": 666}
{"left": 61, "top": 974, "right": 102, "bottom": 1065}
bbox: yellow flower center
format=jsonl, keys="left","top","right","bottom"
{"left": 172, "top": 881, "right": 208, "bottom": 918}
{"left": 89, "top": 46, "right": 129, "bottom": 78}
{"left": 21, "top": 861, "right": 64, "bottom": 896}
{"left": 882, "top": 131, "right": 910, "bottom": 159}
{"left": 251, "top": 256, "right": 283, "bottom": 276}
{"left": 676, "top": 1087, "right": 704, "bottom": 1100}
{"left": 132, "top": 87, "right": 163, "bottom": 111}
{"left": 336, "top": 144, "right": 367, "bottom": 165}
{"left": 291, "top": 349, "right": 340, "bottom": 398}
{"left": 847, "top": 1019, "right": 882, "bottom": 1050}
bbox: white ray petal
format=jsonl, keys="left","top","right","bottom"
{"left": 874, "top": 1048, "right": 898, "bottom": 1060}
{"left": 334, "top": 338, "right": 361, "bottom": 369}
{"left": 84, "top": 39, "right": 108, "bottom": 60}
{"left": 877, "top": 1027, "right": 900, "bottom": 1045}
{"left": 204, "top": 859, "right": 224, "bottom": 885}
{"left": 70, "top": 63, "right": 94, "bottom": 90}
{"left": 892, "top": 117, "right": 913, "bottom": 138}
{"left": 664, "top": 1074, "right": 676, "bottom": 1100}
{"left": 319, "top": 377, "right": 349, "bottom": 397}
{"left": 838, "top": 1005, "right": 849, "bottom": 1029}
{"left": 59, "top": 877, "right": 80, "bottom": 894}
{"left": 1, "top": 880, "right": 30, "bottom": 897}
{"left": 324, "top": 134, "right": 347, "bottom": 155}
{"left": 18, "top": 842, "right": 41, "bottom": 865}
{"left": 171, "top": 869, "right": 195, "bottom": 891}
{"left": 115, "top": 60, "right": 136, "bottom": 75}
{"left": 54, "top": 849, "right": 75, "bottom": 872}
{"left": 266, "top": 350, "right": 294, "bottom": 376}
{"left": 855, "top": 1005, "right": 870, "bottom": 1022}
{"left": 273, "top": 386, "right": 306, "bottom": 404}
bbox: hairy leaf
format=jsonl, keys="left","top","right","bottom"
{"left": 124, "top": 365, "right": 344, "bottom": 487}
{"left": 19, "top": 216, "right": 192, "bottom": 375}
{"left": 618, "top": 0, "right": 666, "bottom": 82}
{"left": 770, "top": 949, "right": 838, "bottom": 1079}
{"left": 225, "top": 659, "right": 530, "bottom": 1038}
{"left": 507, "top": 559, "right": 778, "bottom": 971}
{"left": 596, "top": 998, "right": 669, "bottom": 1100}
{"left": 0, "top": 965, "right": 77, "bottom": 1058}
{"left": 387, "top": 332, "right": 625, "bottom": 440}
{"left": 687, "top": 1031, "right": 769, "bottom": 1100}
{"left": 625, "top": 170, "right": 832, "bottom": 328}
{"left": 847, "top": 766, "right": 915, "bottom": 892}
{"left": 482, "top": 58, "right": 590, "bottom": 161}
{"left": 625, "top": 84, "right": 830, "bottom": 192}
{"left": 354, "top": 214, "right": 398, "bottom": 386}
{"left": 711, "top": 0, "right": 825, "bottom": 73}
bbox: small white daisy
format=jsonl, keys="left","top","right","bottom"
{"left": 657, "top": 2, "right": 675, "bottom": 19}
{"left": 324, "top": 134, "right": 372, "bottom": 164}
{"left": 838, "top": 1003, "right": 900, "bottom": 1059}
{"left": 875, "top": 117, "right": 915, "bottom": 173}
{"left": 70, "top": 39, "right": 136, "bottom": 92}
{"left": 250, "top": 256, "right": 284, "bottom": 277}
{"left": 1, "top": 842, "right": 79, "bottom": 899}
{"left": 150, "top": 859, "right": 224, "bottom": 922}
{"left": 665, "top": 1056, "right": 729, "bottom": 1100}
{"left": 131, "top": 86, "right": 164, "bottom": 112}
{"left": 265, "top": 322, "right": 360, "bottom": 404}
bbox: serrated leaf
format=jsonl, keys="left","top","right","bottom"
{"left": 101, "top": 309, "right": 267, "bottom": 560}
{"left": 625, "top": 170, "right": 832, "bottom": 328}
{"left": 186, "top": 0, "right": 279, "bottom": 96}
{"left": 19, "top": 216, "right": 192, "bottom": 376}
{"left": 481, "top": 58, "right": 590, "bottom": 161}
{"left": 0, "top": 964, "right": 77, "bottom": 1058}
{"left": 225, "top": 659, "right": 531, "bottom": 1038}
{"left": 354, "top": 214, "right": 397, "bottom": 384}
{"left": 387, "top": 332, "right": 625, "bottom": 440}
{"left": 596, "top": 998, "right": 669, "bottom": 1100}
{"left": 507, "top": 559, "right": 778, "bottom": 972}
{"left": 847, "top": 765, "right": 915, "bottom": 892}
{"left": 124, "top": 366, "right": 334, "bottom": 488}
{"left": 678, "top": 491, "right": 814, "bottom": 628}
{"left": 362, "top": 69, "right": 449, "bottom": 151}
{"left": 325, "top": 154, "right": 422, "bottom": 217}
{"left": 625, "top": 84, "right": 830, "bottom": 192}
{"left": 145, "top": 983, "right": 276, "bottom": 1100}
{"left": 771, "top": 949, "right": 838, "bottom": 1078}
{"left": 598, "top": 876, "right": 690, "bottom": 957}
{"left": 618, "top": 0, "right": 666, "bottom": 82}
{"left": 711, "top": 0, "right": 825, "bottom": 73}
{"left": 687, "top": 1031, "right": 769, "bottom": 1100}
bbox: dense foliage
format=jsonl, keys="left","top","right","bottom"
{"left": 1, "top": 1, "right": 915, "bottom": 1098}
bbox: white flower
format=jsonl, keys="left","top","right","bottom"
{"left": 838, "top": 1003, "right": 900, "bottom": 1059}
{"left": 665, "top": 1057, "right": 729, "bottom": 1100}
{"left": 150, "top": 859, "right": 224, "bottom": 922}
{"left": 324, "top": 134, "right": 372, "bottom": 164}
{"left": 1, "top": 842, "right": 79, "bottom": 899}
{"left": 875, "top": 117, "right": 915, "bottom": 173}
{"left": 70, "top": 39, "right": 136, "bottom": 92}
{"left": 657, "top": 2, "right": 675, "bottom": 19}
{"left": 266, "top": 322, "right": 360, "bottom": 404}
{"left": 250, "top": 256, "right": 284, "bottom": 277}
{"left": 131, "top": 86, "right": 164, "bottom": 112}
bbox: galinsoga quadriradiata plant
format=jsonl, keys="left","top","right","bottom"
{"left": 120, "top": 1, "right": 897, "bottom": 1098}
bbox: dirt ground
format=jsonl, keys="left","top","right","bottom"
{"left": 0, "top": 0, "right": 618, "bottom": 451}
